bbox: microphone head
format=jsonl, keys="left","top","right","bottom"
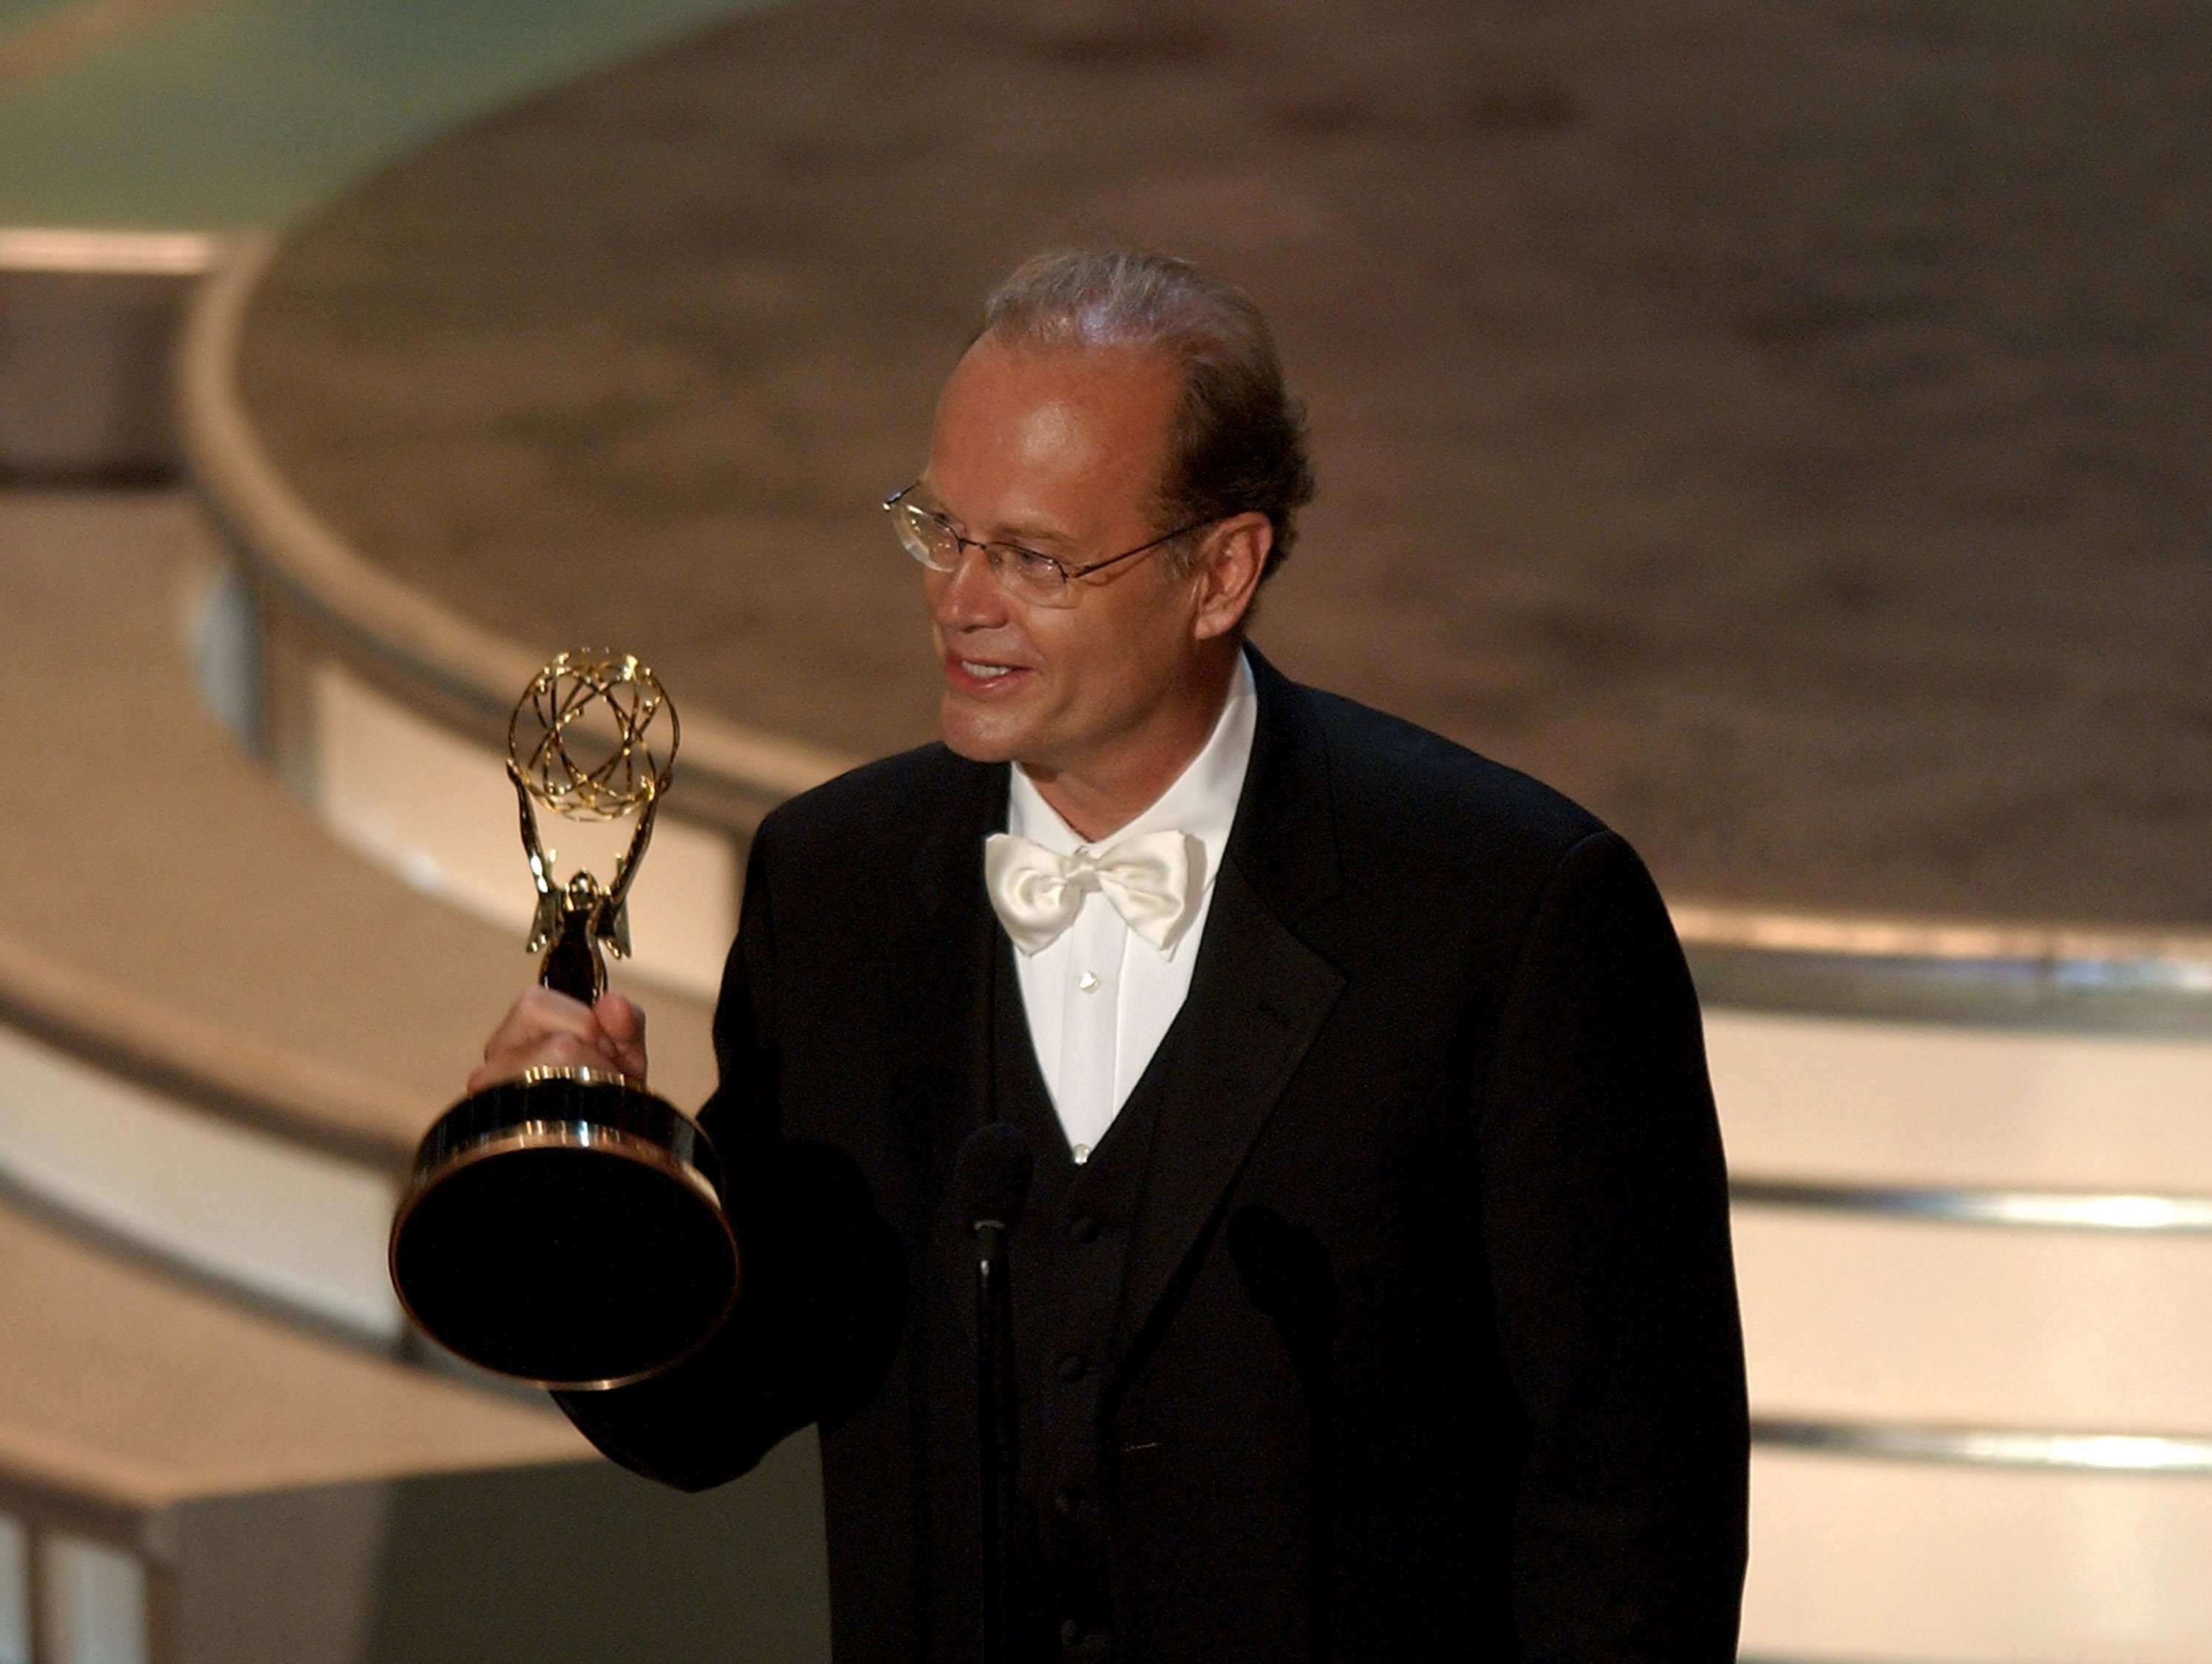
{"left": 956, "top": 1123, "right": 1034, "bottom": 1233}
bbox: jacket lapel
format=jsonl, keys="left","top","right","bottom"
{"left": 1113, "top": 651, "right": 1346, "bottom": 1365}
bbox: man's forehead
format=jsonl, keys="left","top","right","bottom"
{"left": 933, "top": 338, "right": 1176, "bottom": 483}
{"left": 947, "top": 335, "right": 1177, "bottom": 417}
{"left": 1004, "top": 397, "right": 1090, "bottom": 473}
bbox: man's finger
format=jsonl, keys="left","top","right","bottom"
{"left": 596, "top": 990, "right": 645, "bottom": 1045}
{"left": 482, "top": 987, "right": 593, "bottom": 1054}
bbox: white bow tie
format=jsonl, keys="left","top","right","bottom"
{"left": 984, "top": 829, "right": 1200, "bottom": 956}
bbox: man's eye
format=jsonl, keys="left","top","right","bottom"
{"left": 1003, "top": 546, "right": 1063, "bottom": 579}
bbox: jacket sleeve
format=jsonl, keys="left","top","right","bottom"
{"left": 552, "top": 818, "right": 905, "bottom": 1491}
{"left": 1475, "top": 829, "right": 1749, "bottom": 1660}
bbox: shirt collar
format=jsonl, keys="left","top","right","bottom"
{"left": 1006, "top": 648, "right": 1258, "bottom": 896}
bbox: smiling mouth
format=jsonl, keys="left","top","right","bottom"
{"left": 944, "top": 655, "right": 1034, "bottom": 694}
{"left": 947, "top": 650, "right": 1022, "bottom": 677}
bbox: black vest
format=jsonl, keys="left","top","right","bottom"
{"left": 992, "top": 938, "right": 1192, "bottom": 1663}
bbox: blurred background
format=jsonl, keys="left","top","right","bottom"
{"left": 3, "top": 1, "right": 2211, "bottom": 1659}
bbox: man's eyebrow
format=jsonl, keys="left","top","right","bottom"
{"left": 991, "top": 520, "right": 1077, "bottom": 551}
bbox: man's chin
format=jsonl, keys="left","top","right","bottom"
{"left": 938, "top": 695, "right": 1029, "bottom": 765}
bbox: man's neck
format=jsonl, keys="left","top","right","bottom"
{"left": 1020, "top": 648, "right": 1239, "bottom": 843}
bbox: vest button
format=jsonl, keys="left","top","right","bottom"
{"left": 1056, "top": 1351, "right": 1089, "bottom": 1382}
{"left": 1068, "top": 1214, "right": 1100, "bottom": 1243}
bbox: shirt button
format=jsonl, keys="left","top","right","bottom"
{"left": 1068, "top": 1214, "right": 1100, "bottom": 1244}
{"left": 1056, "top": 1351, "right": 1089, "bottom": 1382}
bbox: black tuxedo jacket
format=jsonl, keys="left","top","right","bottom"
{"left": 558, "top": 652, "right": 1748, "bottom": 1662}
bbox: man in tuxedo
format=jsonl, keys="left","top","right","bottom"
{"left": 476, "top": 250, "right": 1747, "bottom": 1660}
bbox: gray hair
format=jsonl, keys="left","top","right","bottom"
{"left": 977, "top": 250, "right": 1316, "bottom": 582}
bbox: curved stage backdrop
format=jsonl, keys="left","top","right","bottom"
{"left": 233, "top": 0, "right": 2212, "bottom": 927}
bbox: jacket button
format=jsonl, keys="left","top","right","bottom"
{"left": 1056, "top": 1351, "right": 1088, "bottom": 1382}
{"left": 1060, "top": 1619, "right": 1081, "bottom": 1647}
{"left": 1051, "top": 1486, "right": 1077, "bottom": 1518}
{"left": 1068, "top": 1214, "right": 1100, "bottom": 1243}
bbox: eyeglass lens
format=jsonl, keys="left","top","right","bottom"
{"left": 893, "top": 503, "right": 1079, "bottom": 606}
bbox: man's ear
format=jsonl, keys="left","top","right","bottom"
{"left": 1190, "top": 512, "right": 1273, "bottom": 641}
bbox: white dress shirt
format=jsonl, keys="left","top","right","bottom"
{"left": 1004, "top": 652, "right": 1257, "bottom": 1163}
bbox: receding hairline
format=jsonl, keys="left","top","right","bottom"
{"left": 975, "top": 248, "right": 1271, "bottom": 347}
{"left": 959, "top": 326, "right": 1182, "bottom": 372}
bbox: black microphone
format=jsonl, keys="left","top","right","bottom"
{"left": 956, "top": 1123, "right": 1032, "bottom": 1664}
{"left": 956, "top": 1121, "right": 1034, "bottom": 1237}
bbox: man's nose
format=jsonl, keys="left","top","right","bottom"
{"left": 927, "top": 541, "right": 1009, "bottom": 629}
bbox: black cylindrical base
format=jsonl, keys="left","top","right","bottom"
{"left": 389, "top": 1071, "right": 738, "bottom": 1389}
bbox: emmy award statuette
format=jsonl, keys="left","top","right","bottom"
{"left": 389, "top": 652, "right": 739, "bottom": 1389}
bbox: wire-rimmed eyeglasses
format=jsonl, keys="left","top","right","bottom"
{"left": 883, "top": 484, "right": 1211, "bottom": 609}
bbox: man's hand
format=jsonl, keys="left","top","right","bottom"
{"left": 467, "top": 986, "right": 649, "bottom": 1095}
